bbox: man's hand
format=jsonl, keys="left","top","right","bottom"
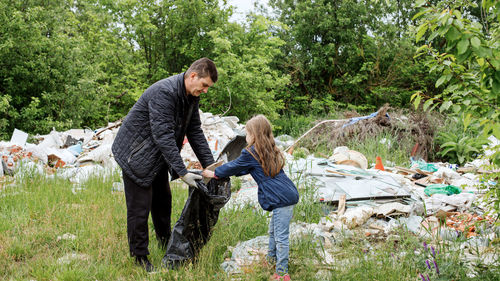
{"left": 181, "top": 173, "right": 202, "bottom": 187}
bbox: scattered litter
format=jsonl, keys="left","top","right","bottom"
{"left": 329, "top": 147, "right": 368, "bottom": 169}
{"left": 445, "top": 212, "right": 495, "bottom": 238}
{"left": 411, "top": 158, "right": 438, "bottom": 173}
{"left": 57, "top": 233, "right": 76, "bottom": 241}
{"left": 375, "top": 202, "right": 411, "bottom": 217}
{"left": 220, "top": 235, "right": 268, "bottom": 274}
{"left": 424, "top": 184, "right": 462, "bottom": 196}
{"left": 10, "top": 129, "right": 28, "bottom": 147}
{"left": 340, "top": 206, "right": 374, "bottom": 229}
{"left": 112, "top": 181, "right": 124, "bottom": 192}
{"left": 57, "top": 252, "right": 90, "bottom": 265}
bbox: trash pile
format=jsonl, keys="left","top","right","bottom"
{"left": 182, "top": 112, "right": 245, "bottom": 168}
{"left": 0, "top": 111, "right": 245, "bottom": 189}
{"left": 1, "top": 125, "right": 119, "bottom": 186}
{"left": 219, "top": 113, "right": 499, "bottom": 276}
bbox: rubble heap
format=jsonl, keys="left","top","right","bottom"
{"left": 0, "top": 110, "right": 244, "bottom": 187}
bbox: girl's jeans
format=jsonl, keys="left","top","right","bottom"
{"left": 267, "top": 204, "right": 294, "bottom": 275}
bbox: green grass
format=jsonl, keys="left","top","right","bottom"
{"left": 344, "top": 131, "right": 414, "bottom": 167}
{"left": 1, "top": 171, "right": 498, "bottom": 280}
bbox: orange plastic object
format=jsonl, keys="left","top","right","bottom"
{"left": 375, "top": 156, "right": 385, "bottom": 171}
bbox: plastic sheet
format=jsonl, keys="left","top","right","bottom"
{"left": 163, "top": 177, "right": 231, "bottom": 268}
{"left": 411, "top": 158, "right": 438, "bottom": 172}
{"left": 424, "top": 184, "right": 461, "bottom": 196}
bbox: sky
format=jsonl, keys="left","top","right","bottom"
{"left": 225, "top": 0, "right": 268, "bottom": 22}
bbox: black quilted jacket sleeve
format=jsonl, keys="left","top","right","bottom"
{"left": 187, "top": 106, "right": 215, "bottom": 169}
{"left": 148, "top": 90, "right": 188, "bottom": 177}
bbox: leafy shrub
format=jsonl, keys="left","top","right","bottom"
{"left": 435, "top": 116, "right": 490, "bottom": 165}
{"left": 436, "top": 132, "right": 490, "bottom": 165}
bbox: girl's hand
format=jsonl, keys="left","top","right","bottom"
{"left": 202, "top": 169, "right": 215, "bottom": 178}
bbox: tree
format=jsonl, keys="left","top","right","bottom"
{"left": 412, "top": 0, "right": 499, "bottom": 139}
{"left": 201, "top": 15, "right": 290, "bottom": 121}
{"left": 269, "top": 0, "right": 434, "bottom": 114}
{"left": 412, "top": 0, "right": 499, "bottom": 215}
{"left": 107, "top": 0, "right": 232, "bottom": 83}
{"left": 0, "top": 0, "right": 110, "bottom": 134}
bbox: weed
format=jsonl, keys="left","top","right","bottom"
{"left": 292, "top": 147, "right": 308, "bottom": 160}
{"left": 229, "top": 176, "right": 242, "bottom": 192}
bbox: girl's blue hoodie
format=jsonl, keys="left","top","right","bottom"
{"left": 215, "top": 147, "right": 299, "bottom": 211}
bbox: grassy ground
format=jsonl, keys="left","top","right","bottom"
{"left": 1, "top": 169, "right": 498, "bottom": 280}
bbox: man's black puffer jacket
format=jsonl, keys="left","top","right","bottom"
{"left": 112, "top": 73, "right": 214, "bottom": 188}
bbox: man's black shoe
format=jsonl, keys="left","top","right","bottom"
{"left": 135, "top": 255, "right": 155, "bottom": 272}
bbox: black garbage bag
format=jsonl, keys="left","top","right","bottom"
{"left": 217, "top": 135, "right": 247, "bottom": 162}
{"left": 163, "top": 177, "right": 231, "bottom": 268}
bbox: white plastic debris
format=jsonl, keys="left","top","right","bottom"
{"left": 57, "top": 233, "right": 76, "bottom": 241}
{"left": 10, "top": 129, "right": 29, "bottom": 147}
{"left": 100, "top": 130, "right": 115, "bottom": 145}
{"left": 24, "top": 143, "right": 50, "bottom": 164}
{"left": 374, "top": 202, "right": 411, "bottom": 217}
{"left": 224, "top": 186, "right": 259, "bottom": 210}
{"left": 38, "top": 130, "right": 64, "bottom": 149}
{"left": 78, "top": 144, "right": 113, "bottom": 168}
{"left": 424, "top": 193, "right": 476, "bottom": 214}
{"left": 48, "top": 149, "right": 77, "bottom": 165}
{"left": 220, "top": 235, "right": 268, "bottom": 274}
{"left": 434, "top": 167, "right": 462, "bottom": 181}
{"left": 339, "top": 206, "right": 374, "bottom": 229}
{"left": 57, "top": 252, "right": 90, "bottom": 264}
{"left": 484, "top": 135, "right": 500, "bottom": 157}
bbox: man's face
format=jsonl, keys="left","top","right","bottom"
{"left": 186, "top": 72, "right": 214, "bottom": 97}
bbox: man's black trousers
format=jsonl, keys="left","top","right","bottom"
{"left": 123, "top": 167, "right": 172, "bottom": 256}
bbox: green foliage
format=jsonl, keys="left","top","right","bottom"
{"left": 0, "top": 0, "right": 292, "bottom": 135}
{"left": 0, "top": 95, "right": 18, "bottom": 139}
{"left": 229, "top": 176, "right": 242, "bottom": 192}
{"left": 201, "top": 15, "right": 289, "bottom": 121}
{"left": 292, "top": 147, "right": 308, "bottom": 160}
{"left": 436, "top": 131, "right": 489, "bottom": 165}
{"left": 269, "top": 0, "right": 433, "bottom": 114}
{"left": 434, "top": 114, "right": 494, "bottom": 165}
{"left": 411, "top": 0, "right": 500, "bottom": 138}
{"left": 412, "top": 0, "right": 500, "bottom": 212}
{"left": 479, "top": 156, "right": 500, "bottom": 221}
{"left": 108, "top": 0, "right": 231, "bottom": 83}
{"left": 345, "top": 132, "right": 414, "bottom": 167}
{"left": 0, "top": 0, "right": 144, "bottom": 135}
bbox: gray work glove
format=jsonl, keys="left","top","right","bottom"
{"left": 181, "top": 172, "right": 202, "bottom": 188}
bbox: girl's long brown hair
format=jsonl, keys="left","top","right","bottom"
{"left": 245, "top": 115, "right": 284, "bottom": 178}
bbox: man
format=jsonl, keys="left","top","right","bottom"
{"left": 111, "top": 58, "right": 217, "bottom": 271}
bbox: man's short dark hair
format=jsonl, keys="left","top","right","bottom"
{"left": 186, "top": 57, "right": 218, "bottom": 83}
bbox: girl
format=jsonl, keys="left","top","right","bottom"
{"left": 203, "top": 115, "right": 299, "bottom": 281}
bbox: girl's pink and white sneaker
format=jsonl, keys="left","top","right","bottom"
{"left": 271, "top": 273, "right": 291, "bottom": 281}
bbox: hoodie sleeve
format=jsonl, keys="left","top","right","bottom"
{"left": 214, "top": 149, "right": 255, "bottom": 178}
